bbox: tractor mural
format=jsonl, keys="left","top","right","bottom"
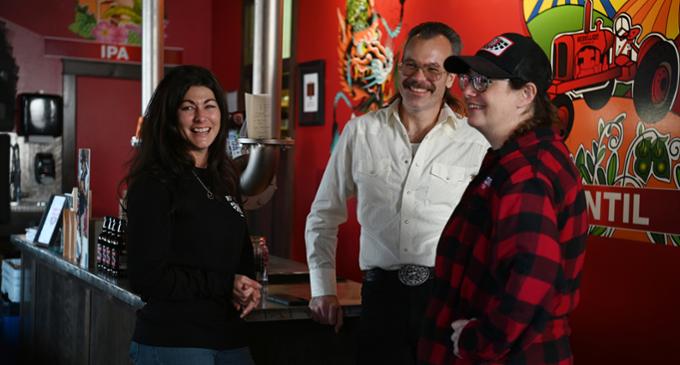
{"left": 525, "top": 0, "right": 680, "bottom": 245}
{"left": 545, "top": 0, "right": 679, "bottom": 138}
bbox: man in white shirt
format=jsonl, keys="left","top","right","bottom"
{"left": 305, "top": 22, "right": 489, "bottom": 365}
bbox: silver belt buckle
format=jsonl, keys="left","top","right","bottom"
{"left": 398, "top": 264, "right": 430, "bottom": 286}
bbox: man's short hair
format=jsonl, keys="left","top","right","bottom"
{"left": 405, "top": 22, "right": 462, "bottom": 56}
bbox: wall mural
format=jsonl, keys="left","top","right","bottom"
{"left": 68, "top": 0, "right": 145, "bottom": 45}
{"left": 332, "top": 0, "right": 405, "bottom": 147}
{"left": 58, "top": 0, "right": 179, "bottom": 64}
{"left": 525, "top": 0, "right": 680, "bottom": 246}
{"left": 328, "top": 0, "right": 679, "bottom": 246}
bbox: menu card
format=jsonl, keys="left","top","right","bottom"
{"left": 245, "top": 93, "right": 272, "bottom": 139}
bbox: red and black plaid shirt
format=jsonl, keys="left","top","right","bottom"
{"left": 418, "top": 128, "right": 588, "bottom": 365}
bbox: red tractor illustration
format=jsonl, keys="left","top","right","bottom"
{"left": 549, "top": 0, "right": 679, "bottom": 137}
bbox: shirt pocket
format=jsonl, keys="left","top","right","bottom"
{"left": 356, "top": 158, "right": 391, "bottom": 179}
{"left": 430, "top": 162, "right": 466, "bottom": 183}
{"left": 427, "top": 163, "right": 470, "bottom": 212}
{"left": 354, "top": 158, "right": 393, "bottom": 203}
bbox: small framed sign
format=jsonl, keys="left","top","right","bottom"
{"left": 34, "top": 194, "right": 67, "bottom": 247}
{"left": 298, "top": 60, "right": 325, "bottom": 126}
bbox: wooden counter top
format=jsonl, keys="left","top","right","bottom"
{"left": 10, "top": 235, "right": 361, "bottom": 322}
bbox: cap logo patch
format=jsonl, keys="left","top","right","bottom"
{"left": 481, "top": 36, "right": 514, "bottom": 57}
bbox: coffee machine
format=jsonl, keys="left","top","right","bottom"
{"left": 34, "top": 152, "right": 56, "bottom": 184}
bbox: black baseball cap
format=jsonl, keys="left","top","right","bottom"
{"left": 444, "top": 33, "right": 552, "bottom": 92}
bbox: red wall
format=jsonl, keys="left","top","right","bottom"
{"left": 75, "top": 77, "right": 139, "bottom": 216}
{"left": 211, "top": 0, "right": 244, "bottom": 92}
{"left": 291, "top": 0, "right": 343, "bottom": 266}
{"left": 165, "top": 0, "right": 213, "bottom": 68}
{"left": 0, "top": 1, "right": 75, "bottom": 39}
{"left": 571, "top": 236, "right": 680, "bottom": 364}
{"left": 291, "top": 1, "right": 680, "bottom": 364}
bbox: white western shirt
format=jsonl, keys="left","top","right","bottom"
{"left": 305, "top": 101, "right": 489, "bottom": 296}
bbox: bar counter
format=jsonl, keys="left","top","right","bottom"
{"left": 11, "top": 235, "right": 361, "bottom": 365}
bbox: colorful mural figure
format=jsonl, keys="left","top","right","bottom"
{"left": 524, "top": 0, "right": 680, "bottom": 246}
{"left": 332, "top": 0, "right": 406, "bottom": 147}
{"left": 68, "top": 0, "right": 145, "bottom": 45}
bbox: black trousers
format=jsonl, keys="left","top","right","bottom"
{"left": 357, "top": 271, "right": 433, "bottom": 365}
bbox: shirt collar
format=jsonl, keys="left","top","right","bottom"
{"left": 497, "top": 127, "right": 562, "bottom": 157}
{"left": 438, "top": 104, "right": 461, "bottom": 130}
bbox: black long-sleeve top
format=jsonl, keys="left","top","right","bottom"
{"left": 127, "top": 167, "right": 254, "bottom": 350}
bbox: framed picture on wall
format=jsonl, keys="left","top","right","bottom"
{"left": 298, "top": 60, "right": 325, "bottom": 126}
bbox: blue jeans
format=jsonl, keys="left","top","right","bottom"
{"left": 129, "top": 341, "right": 255, "bottom": 365}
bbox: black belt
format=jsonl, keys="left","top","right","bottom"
{"left": 363, "top": 265, "right": 434, "bottom": 286}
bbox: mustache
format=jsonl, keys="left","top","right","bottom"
{"left": 402, "top": 78, "right": 435, "bottom": 92}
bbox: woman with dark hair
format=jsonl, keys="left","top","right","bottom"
{"left": 124, "top": 65, "right": 261, "bottom": 365}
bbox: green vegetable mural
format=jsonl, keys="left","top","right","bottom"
{"left": 68, "top": 0, "right": 149, "bottom": 45}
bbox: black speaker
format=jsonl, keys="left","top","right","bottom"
{"left": 0, "top": 21, "right": 19, "bottom": 132}
{"left": 0, "top": 100, "right": 13, "bottom": 132}
{"left": 0, "top": 134, "right": 9, "bottom": 223}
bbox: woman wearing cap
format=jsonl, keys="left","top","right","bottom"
{"left": 418, "top": 33, "right": 588, "bottom": 364}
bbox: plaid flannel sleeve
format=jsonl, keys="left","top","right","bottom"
{"left": 458, "top": 177, "right": 561, "bottom": 361}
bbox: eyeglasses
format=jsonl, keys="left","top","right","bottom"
{"left": 399, "top": 61, "right": 446, "bottom": 81}
{"left": 458, "top": 73, "right": 495, "bottom": 93}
